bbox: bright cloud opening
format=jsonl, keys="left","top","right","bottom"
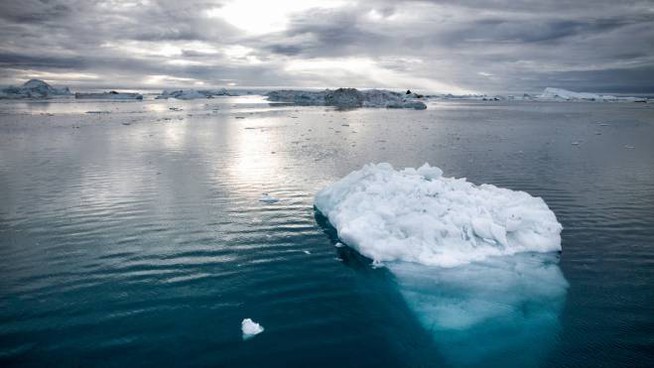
{"left": 206, "top": 0, "right": 347, "bottom": 35}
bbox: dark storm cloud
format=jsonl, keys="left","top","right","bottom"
{"left": 0, "top": 0, "right": 73, "bottom": 23}
{"left": 0, "top": 0, "right": 652, "bottom": 93}
{"left": 0, "top": 52, "right": 85, "bottom": 69}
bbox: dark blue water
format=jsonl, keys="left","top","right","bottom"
{"left": 1, "top": 98, "right": 653, "bottom": 367}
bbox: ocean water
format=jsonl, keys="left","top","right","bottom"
{"left": 1, "top": 97, "right": 653, "bottom": 367}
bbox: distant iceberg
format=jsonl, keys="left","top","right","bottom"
{"left": 266, "top": 88, "right": 427, "bottom": 109}
{"left": 156, "top": 88, "right": 237, "bottom": 100}
{"left": 432, "top": 88, "right": 649, "bottom": 103}
{"left": 75, "top": 91, "right": 143, "bottom": 100}
{"left": 0, "top": 79, "right": 71, "bottom": 99}
{"left": 538, "top": 87, "right": 615, "bottom": 101}
{"left": 315, "top": 163, "right": 567, "bottom": 365}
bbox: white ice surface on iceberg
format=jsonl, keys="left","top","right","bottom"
{"left": 315, "top": 163, "right": 567, "bottom": 365}
{"left": 315, "top": 163, "right": 562, "bottom": 268}
{"left": 241, "top": 318, "right": 264, "bottom": 340}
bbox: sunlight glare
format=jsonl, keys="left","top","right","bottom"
{"left": 206, "top": 0, "right": 346, "bottom": 34}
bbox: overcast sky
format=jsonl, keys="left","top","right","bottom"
{"left": 1, "top": 0, "right": 653, "bottom": 93}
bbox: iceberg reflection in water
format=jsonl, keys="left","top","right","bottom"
{"left": 389, "top": 253, "right": 568, "bottom": 367}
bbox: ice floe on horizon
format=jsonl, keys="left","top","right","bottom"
{"left": 1, "top": 79, "right": 648, "bottom": 104}
{"left": 433, "top": 87, "right": 649, "bottom": 103}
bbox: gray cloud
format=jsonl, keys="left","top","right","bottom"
{"left": 0, "top": 0, "right": 652, "bottom": 93}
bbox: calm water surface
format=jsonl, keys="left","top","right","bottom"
{"left": 1, "top": 98, "right": 653, "bottom": 367}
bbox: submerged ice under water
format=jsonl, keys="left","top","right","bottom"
{"left": 390, "top": 255, "right": 567, "bottom": 367}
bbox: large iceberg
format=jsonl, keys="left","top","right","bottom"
{"left": 315, "top": 163, "right": 561, "bottom": 267}
{"left": 315, "top": 163, "right": 567, "bottom": 365}
{"left": 266, "top": 88, "right": 427, "bottom": 109}
{"left": 0, "top": 79, "right": 71, "bottom": 99}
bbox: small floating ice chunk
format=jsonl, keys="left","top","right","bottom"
{"left": 334, "top": 242, "right": 345, "bottom": 248}
{"left": 241, "top": 318, "right": 264, "bottom": 340}
{"left": 259, "top": 193, "right": 280, "bottom": 203}
{"left": 624, "top": 145, "right": 635, "bottom": 149}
